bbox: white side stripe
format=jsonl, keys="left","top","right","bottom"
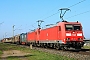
{"left": 77, "top": 33, "right": 82, "bottom": 36}
{"left": 66, "top": 33, "right": 71, "bottom": 36}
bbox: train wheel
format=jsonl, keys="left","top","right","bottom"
{"left": 61, "top": 46, "right": 65, "bottom": 50}
{"left": 44, "top": 43, "right": 48, "bottom": 48}
{"left": 61, "top": 46, "right": 68, "bottom": 51}
{"left": 33, "top": 43, "right": 37, "bottom": 47}
{"left": 64, "top": 47, "right": 68, "bottom": 50}
{"left": 55, "top": 43, "right": 60, "bottom": 50}
{"left": 37, "top": 43, "right": 40, "bottom": 47}
{"left": 40, "top": 43, "right": 44, "bottom": 48}
{"left": 50, "top": 43, "right": 54, "bottom": 48}
{"left": 75, "top": 47, "right": 81, "bottom": 50}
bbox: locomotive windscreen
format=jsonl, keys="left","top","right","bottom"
{"left": 65, "top": 24, "right": 73, "bottom": 30}
{"left": 65, "top": 24, "right": 81, "bottom": 31}
{"left": 73, "top": 25, "right": 81, "bottom": 30}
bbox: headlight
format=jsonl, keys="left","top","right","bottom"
{"left": 66, "top": 38, "right": 70, "bottom": 41}
{"left": 78, "top": 38, "right": 82, "bottom": 40}
{"left": 77, "top": 33, "right": 82, "bottom": 36}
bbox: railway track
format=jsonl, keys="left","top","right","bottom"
{"left": 67, "top": 49, "right": 90, "bottom": 55}
{"left": 5, "top": 43, "right": 90, "bottom": 60}
{"left": 32, "top": 47, "right": 90, "bottom": 60}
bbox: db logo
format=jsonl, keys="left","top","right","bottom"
{"left": 72, "top": 34, "right": 76, "bottom": 36}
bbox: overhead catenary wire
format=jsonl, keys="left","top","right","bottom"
{"left": 14, "top": 25, "right": 22, "bottom": 31}
{"left": 66, "top": 10, "right": 90, "bottom": 19}
{"left": 68, "top": 0, "right": 86, "bottom": 8}
{"left": 0, "top": 22, "right": 4, "bottom": 25}
{"left": 39, "top": 0, "right": 68, "bottom": 20}
{"left": 30, "top": 0, "right": 87, "bottom": 31}
{"left": 42, "top": 11, "right": 59, "bottom": 20}
{"left": 41, "top": 0, "right": 87, "bottom": 20}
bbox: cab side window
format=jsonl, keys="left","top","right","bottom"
{"left": 59, "top": 26, "right": 61, "bottom": 31}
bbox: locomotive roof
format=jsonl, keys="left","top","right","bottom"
{"left": 57, "top": 21, "right": 81, "bottom": 26}
{"left": 27, "top": 21, "right": 82, "bottom": 32}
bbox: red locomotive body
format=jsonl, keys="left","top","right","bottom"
{"left": 26, "top": 21, "right": 84, "bottom": 49}
{"left": 38, "top": 26, "right": 59, "bottom": 43}
{"left": 26, "top": 32, "right": 36, "bottom": 45}
{"left": 34, "top": 21, "right": 84, "bottom": 49}
{"left": 57, "top": 21, "right": 84, "bottom": 49}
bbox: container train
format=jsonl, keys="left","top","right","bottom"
{"left": 1, "top": 21, "right": 84, "bottom": 50}
{"left": 1, "top": 8, "right": 85, "bottom": 50}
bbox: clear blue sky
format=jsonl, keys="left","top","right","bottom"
{"left": 0, "top": 0, "right": 90, "bottom": 39}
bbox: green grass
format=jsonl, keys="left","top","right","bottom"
{"left": 83, "top": 45, "right": 90, "bottom": 49}
{"left": 0, "top": 50, "right": 3, "bottom": 55}
{"left": 0, "top": 43, "right": 75, "bottom": 60}
{"left": 27, "top": 50, "right": 74, "bottom": 60}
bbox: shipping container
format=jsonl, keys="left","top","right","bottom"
{"left": 14, "top": 34, "right": 20, "bottom": 44}
{"left": 20, "top": 33, "right": 27, "bottom": 45}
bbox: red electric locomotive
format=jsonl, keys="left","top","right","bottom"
{"left": 35, "top": 21, "right": 84, "bottom": 50}
{"left": 26, "top": 8, "right": 84, "bottom": 50}
{"left": 26, "top": 31, "right": 36, "bottom": 45}
{"left": 26, "top": 21, "right": 84, "bottom": 50}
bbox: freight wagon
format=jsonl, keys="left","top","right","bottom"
{"left": 20, "top": 33, "right": 27, "bottom": 45}
{"left": 14, "top": 34, "right": 20, "bottom": 44}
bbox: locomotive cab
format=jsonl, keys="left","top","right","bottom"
{"left": 57, "top": 21, "right": 84, "bottom": 49}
